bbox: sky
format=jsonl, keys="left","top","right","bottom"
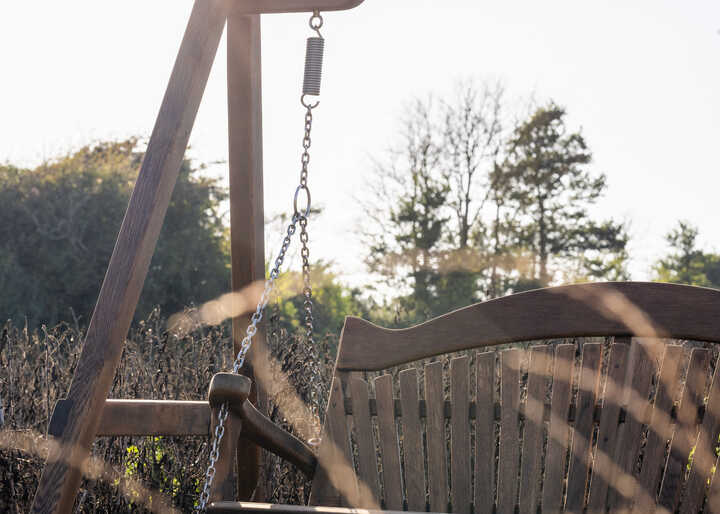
{"left": 1, "top": 1, "right": 718, "bottom": 291}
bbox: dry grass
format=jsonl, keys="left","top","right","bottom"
{"left": 0, "top": 307, "right": 333, "bottom": 513}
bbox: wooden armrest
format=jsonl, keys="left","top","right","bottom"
{"left": 239, "top": 400, "right": 317, "bottom": 476}
{"left": 208, "top": 502, "right": 416, "bottom": 514}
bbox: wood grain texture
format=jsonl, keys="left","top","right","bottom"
{"left": 229, "top": 0, "right": 365, "bottom": 14}
{"left": 542, "top": 344, "right": 575, "bottom": 514}
{"left": 91, "top": 400, "right": 210, "bottom": 436}
{"left": 475, "top": 352, "right": 496, "bottom": 514}
{"left": 450, "top": 357, "right": 471, "bottom": 514}
{"left": 336, "top": 282, "right": 720, "bottom": 370}
{"left": 310, "top": 374, "right": 357, "bottom": 507}
{"left": 424, "top": 362, "right": 448, "bottom": 512}
{"left": 519, "top": 345, "right": 551, "bottom": 514}
{"left": 227, "top": 11, "right": 266, "bottom": 501}
{"left": 208, "top": 502, "right": 418, "bottom": 514}
{"left": 210, "top": 406, "right": 244, "bottom": 503}
{"left": 565, "top": 343, "right": 602, "bottom": 514}
{"left": 31, "top": 2, "right": 229, "bottom": 512}
{"left": 680, "top": 356, "right": 720, "bottom": 514}
{"left": 373, "top": 375, "right": 403, "bottom": 511}
{"left": 632, "top": 345, "right": 684, "bottom": 512}
{"left": 607, "top": 340, "right": 657, "bottom": 513}
{"left": 587, "top": 343, "right": 629, "bottom": 513}
{"left": 497, "top": 349, "right": 521, "bottom": 514}
{"left": 399, "top": 369, "right": 425, "bottom": 512}
{"left": 657, "top": 348, "right": 710, "bottom": 512}
{"left": 349, "top": 376, "right": 381, "bottom": 507}
{"left": 239, "top": 400, "right": 317, "bottom": 477}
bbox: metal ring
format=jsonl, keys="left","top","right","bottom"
{"left": 293, "top": 184, "right": 311, "bottom": 217}
{"left": 309, "top": 10, "right": 323, "bottom": 37}
{"left": 301, "top": 94, "right": 320, "bottom": 109}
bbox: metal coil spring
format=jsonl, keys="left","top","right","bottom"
{"left": 302, "top": 37, "right": 325, "bottom": 97}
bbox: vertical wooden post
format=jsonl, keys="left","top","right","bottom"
{"left": 227, "top": 12, "right": 266, "bottom": 501}
{"left": 30, "top": 2, "right": 229, "bottom": 512}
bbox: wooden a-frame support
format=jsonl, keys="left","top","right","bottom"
{"left": 31, "top": 1, "right": 364, "bottom": 513}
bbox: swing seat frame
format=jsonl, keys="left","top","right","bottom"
{"left": 201, "top": 281, "right": 720, "bottom": 514}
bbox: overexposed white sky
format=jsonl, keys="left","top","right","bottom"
{"left": 1, "top": 1, "right": 718, "bottom": 289}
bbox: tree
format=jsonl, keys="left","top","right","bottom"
{"left": 362, "top": 85, "right": 630, "bottom": 325}
{"left": 654, "top": 221, "right": 720, "bottom": 288}
{"left": 499, "top": 102, "right": 629, "bottom": 288}
{"left": 0, "top": 140, "right": 229, "bottom": 327}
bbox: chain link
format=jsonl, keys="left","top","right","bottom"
{"left": 197, "top": 18, "right": 321, "bottom": 512}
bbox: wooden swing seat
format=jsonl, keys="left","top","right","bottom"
{"left": 205, "top": 281, "right": 720, "bottom": 514}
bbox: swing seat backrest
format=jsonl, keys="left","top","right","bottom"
{"left": 308, "top": 282, "right": 720, "bottom": 514}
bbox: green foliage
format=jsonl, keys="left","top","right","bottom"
{"left": 271, "top": 262, "right": 368, "bottom": 338}
{"left": 654, "top": 221, "right": 720, "bottom": 288}
{"left": 0, "top": 139, "right": 229, "bottom": 327}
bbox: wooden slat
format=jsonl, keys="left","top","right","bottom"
{"left": 349, "top": 376, "right": 381, "bottom": 508}
{"left": 424, "top": 362, "right": 448, "bottom": 512}
{"left": 632, "top": 345, "right": 684, "bottom": 512}
{"left": 399, "top": 368, "right": 425, "bottom": 512}
{"left": 657, "top": 348, "right": 710, "bottom": 512}
{"left": 475, "top": 352, "right": 496, "bottom": 514}
{"left": 48, "top": 399, "right": 210, "bottom": 437}
{"left": 31, "top": 3, "right": 230, "bottom": 512}
{"left": 519, "top": 345, "right": 551, "bottom": 514}
{"left": 373, "top": 375, "right": 403, "bottom": 511}
{"left": 542, "top": 344, "right": 576, "bottom": 514}
{"left": 208, "top": 502, "right": 420, "bottom": 514}
{"left": 498, "top": 349, "right": 521, "bottom": 514}
{"left": 337, "top": 283, "right": 720, "bottom": 370}
{"left": 565, "top": 343, "right": 603, "bottom": 514}
{"left": 681, "top": 356, "right": 720, "bottom": 514}
{"left": 227, "top": 11, "right": 265, "bottom": 501}
{"left": 607, "top": 340, "right": 658, "bottom": 513}
{"left": 450, "top": 357, "right": 471, "bottom": 514}
{"left": 587, "top": 342, "right": 629, "bottom": 512}
{"left": 706, "top": 452, "right": 720, "bottom": 514}
{"left": 310, "top": 374, "right": 358, "bottom": 507}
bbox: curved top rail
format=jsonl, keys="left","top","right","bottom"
{"left": 336, "top": 282, "right": 720, "bottom": 371}
{"left": 230, "top": 0, "right": 365, "bottom": 15}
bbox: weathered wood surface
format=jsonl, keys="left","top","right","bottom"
{"left": 587, "top": 342, "right": 629, "bottom": 512}
{"left": 519, "top": 345, "right": 551, "bottom": 514}
{"left": 607, "top": 340, "right": 657, "bottom": 512}
{"left": 424, "top": 361, "right": 448, "bottom": 512}
{"left": 208, "top": 503, "right": 417, "bottom": 514}
{"left": 93, "top": 399, "right": 210, "bottom": 436}
{"left": 227, "top": 11, "right": 266, "bottom": 501}
{"left": 310, "top": 374, "right": 357, "bottom": 507}
{"left": 31, "top": 2, "right": 230, "bottom": 512}
{"left": 657, "top": 348, "right": 710, "bottom": 512}
{"left": 210, "top": 407, "right": 244, "bottom": 503}
{"left": 229, "top": 0, "right": 365, "bottom": 14}
{"left": 373, "top": 374, "right": 403, "bottom": 511}
{"left": 541, "top": 344, "right": 575, "bottom": 514}
{"left": 349, "top": 376, "right": 380, "bottom": 507}
{"left": 565, "top": 343, "right": 602, "bottom": 514}
{"left": 497, "top": 349, "right": 521, "bottom": 514}
{"left": 450, "top": 357, "right": 471, "bottom": 514}
{"left": 337, "top": 282, "right": 720, "bottom": 370}
{"left": 399, "top": 369, "right": 425, "bottom": 512}
{"left": 681, "top": 355, "right": 720, "bottom": 514}
{"left": 475, "top": 352, "right": 496, "bottom": 514}
{"left": 632, "top": 345, "right": 684, "bottom": 511}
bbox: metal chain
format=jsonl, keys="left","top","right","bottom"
{"left": 197, "top": 15, "right": 321, "bottom": 511}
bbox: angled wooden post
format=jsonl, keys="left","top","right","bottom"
{"left": 31, "top": 1, "right": 229, "bottom": 512}
{"left": 227, "top": 12, "right": 266, "bottom": 500}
